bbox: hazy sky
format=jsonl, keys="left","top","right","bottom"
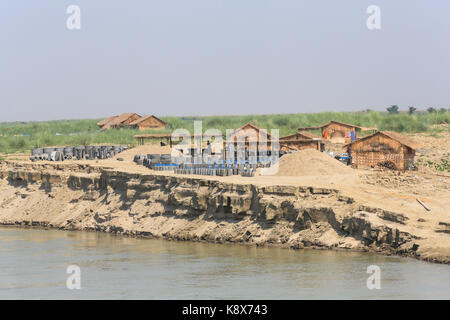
{"left": 1, "top": 1, "right": 449, "bottom": 122}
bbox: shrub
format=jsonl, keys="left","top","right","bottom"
{"left": 387, "top": 105, "right": 399, "bottom": 114}
{"left": 408, "top": 106, "right": 416, "bottom": 115}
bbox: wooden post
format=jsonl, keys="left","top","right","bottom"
{"left": 416, "top": 199, "right": 431, "bottom": 212}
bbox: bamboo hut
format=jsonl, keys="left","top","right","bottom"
{"left": 345, "top": 131, "right": 422, "bottom": 170}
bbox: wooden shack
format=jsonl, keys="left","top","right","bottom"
{"left": 102, "top": 113, "right": 141, "bottom": 129}
{"left": 298, "top": 121, "right": 368, "bottom": 144}
{"left": 127, "top": 115, "right": 167, "bottom": 130}
{"left": 346, "top": 131, "right": 421, "bottom": 170}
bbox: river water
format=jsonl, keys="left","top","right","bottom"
{"left": 0, "top": 226, "right": 449, "bottom": 299}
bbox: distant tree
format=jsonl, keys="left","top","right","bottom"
{"left": 427, "top": 107, "right": 436, "bottom": 113}
{"left": 408, "top": 106, "right": 416, "bottom": 115}
{"left": 438, "top": 108, "right": 447, "bottom": 114}
{"left": 387, "top": 105, "right": 399, "bottom": 114}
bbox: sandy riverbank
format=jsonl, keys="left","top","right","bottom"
{"left": 0, "top": 156, "right": 449, "bottom": 264}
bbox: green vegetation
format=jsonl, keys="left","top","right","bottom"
{"left": 0, "top": 119, "right": 145, "bottom": 154}
{"left": 0, "top": 110, "right": 449, "bottom": 154}
{"left": 416, "top": 158, "right": 450, "bottom": 172}
{"left": 387, "top": 105, "right": 399, "bottom": 114}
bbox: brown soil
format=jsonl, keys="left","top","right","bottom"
{"left": 407, "top": 128, "right": 450, "bottom": 176}
{"left": 275, "top": 149, "right": 354, "bottom": 176}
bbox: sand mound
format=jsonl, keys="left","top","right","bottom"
{"left": 273, "top": 149, "right": 354, "bottom": 176}
{"left": 113, "top": 144, "right": 172, "bottom": 162}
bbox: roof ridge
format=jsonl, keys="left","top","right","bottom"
{"left": 345, "top": 130, "right": 422, "bottom": 149}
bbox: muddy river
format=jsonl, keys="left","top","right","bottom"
{"left": 0, "top": 226, "right": 449, "bottom": 299}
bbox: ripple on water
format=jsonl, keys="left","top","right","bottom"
{"left": 0, "top": 226, "right": 449, "bottom": 299}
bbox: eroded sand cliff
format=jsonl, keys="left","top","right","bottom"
{"left": 0, "top": 160, "right": 448, "bottom": 264}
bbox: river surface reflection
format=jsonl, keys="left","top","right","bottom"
{"left": 0, "top": 226, "right": 449, "bottom": 299}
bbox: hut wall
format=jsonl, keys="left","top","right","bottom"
{"left": 322, "top": 123, "right": 355, "bottom": 143}
{"left": 229, "top": 127, "right": 268, "bottom": 143}
{"left": 351, "top": 150, "right": 405, "bottom": 170}
{"left": 349, "top": 134, "right": 411, "bottom": 170}
{"left": 403, "top": 147, "right": 416, "bottom": 170}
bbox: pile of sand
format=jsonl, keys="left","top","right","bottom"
{"left": 113, "top": 144, "right": 172, "bottom": 162}
{"left": 272, "top": 149, "right": 354, "bottom": 176}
